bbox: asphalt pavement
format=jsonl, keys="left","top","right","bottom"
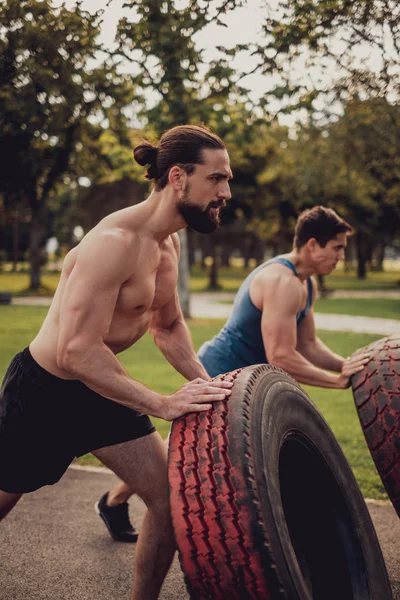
{"left": 1, "top": 467, "right": 399, "bottom": 600}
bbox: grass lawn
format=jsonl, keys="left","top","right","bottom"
{"left": 220, "top": 296, "right": 400, "bottom": 320}
{"left": 191, "top": 263, "right": 400, "bottom": 292}
{"left": 0, "top": 306, "right": 389, "bottom": 500}
{"left": 0, "top": 272, "right": 60, "bottom": 295}
{"left": 314, "top": 297, "right": 400, "bottom": 320}
{"left": 1, "top": 263, "right": 400, "bottom": 295}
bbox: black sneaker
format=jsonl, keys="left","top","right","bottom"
{"left": 95, "top": 492, "right": 139, "bottom": 543}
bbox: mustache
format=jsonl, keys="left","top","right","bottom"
{"left": 207, "top": 200, "right": 226, "bottom": 209}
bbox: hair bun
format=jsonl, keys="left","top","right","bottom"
{"left": 133, "top": 141, "right": 158, "bottom": 167}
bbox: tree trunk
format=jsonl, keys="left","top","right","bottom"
{"left": 317, "top": 274, "right": 328, "bottom": 297}
{"left": 356, "top": 232, "right": 368, "bottom": 280}
{"left": 177, "top": 229, "right": 190, "bottom": 318}
{"left": 375, "top": 242, "right": 385, "bottom": 271}
{"left": 187, "top": 229, "right": 195, "bottom": 267}
{"left": 208, "top": 256, "right": 219, "bottom": 290}
{"left": 12, "top": 213, "right": 19, "bottom": 272}
{"left": 221, "top": 244, "right": 230, "bottom": 267}
{"left": 29, "top": 213, "right": 43, "bottom": 290}
{"left": 208, "top": 242, "right": 220, "bottom": 290}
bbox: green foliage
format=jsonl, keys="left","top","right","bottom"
{"left": 0, "top": 0, "right": 133, "bottom": 204}
{"left": 113, "top": 0, "right": 252, "bottom": 131}
{"left": 256, "top": 0, "right": 400, "bottom": 112}
{"left": 0, "top": 0, "right": 135, "bottom": 286}
{"left": 240, "top": 1, "right": 400, "bottom": 271}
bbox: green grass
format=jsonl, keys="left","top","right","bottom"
{"left": 325, "top": 268, "right": 400, "bottom": 291}
{"left": 0, "top": 306, "right": 389, "bottom": 499}
{"left": 1, "top": 263, "right": 399, "bottom": 295}
{"left": 190, "top": 262, "right": 400, "bottom": 292}
{"left": 314, "top": 297, "right": 400, "bottom": 320}
{"left": 0, "top": 272, "right": 60, "bottom": 295}
{"left": 220, "top": 296, "right": 400, "bottom": 320}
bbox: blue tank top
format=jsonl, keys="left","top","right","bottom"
{"left": 198, "top": 257, "right": 313, "bottom": 377}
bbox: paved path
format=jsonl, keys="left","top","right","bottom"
{"left": 11, "top": 293, "right": 400, "bottom": 335}
{"left": 1, "top": 467, "right": 399, "bottom": 600}
{"left": 190, "top": 293, "right": 399, "bottom": 335}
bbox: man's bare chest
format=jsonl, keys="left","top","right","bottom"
{"left": 115, "top": 248, "right": 179, "bottom": 316}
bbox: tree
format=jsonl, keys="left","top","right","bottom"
{"left": 0, "top": 0, "right": 135, "bottom": 289}
{"left": 255, "top": 98, "right": 400, "bottom": 279}
{"left": 110, "top": 0, "right": 248, "bottom": 314}
{"left": 252, "top": 0, "right": 400, "bottom": 118}
{"left": 241, "top": 1, "right": 400, "bottom": 278}
{"left": 327, "top": 98, "right": 400, "bottom": 277}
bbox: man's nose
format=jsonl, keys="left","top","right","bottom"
{"left": 218, "top": 182, "right": 231, "bottom": 201}
{"left": 339, "top": 249, "right": 345, "bottom": 261}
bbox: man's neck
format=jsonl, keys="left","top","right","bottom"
{"left": 284, "top": 250, "right": 315, "bottom": 281}
{"left": 125, "top": 190, "right": 186, "bottom": 242}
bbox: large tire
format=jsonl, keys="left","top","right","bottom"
{"left": 168, "top": 365, "right": 392, "bottom": 600}
{"left": 351, "top": 334, "right": 400, "bottom": 517}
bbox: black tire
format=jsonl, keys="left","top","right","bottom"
{"left": 351, "top": 335, "right": 400, "bottom": 517}
{"left": 169, "top": 365, "right": 392, "bottom": 600}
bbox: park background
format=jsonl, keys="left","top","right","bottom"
{"left": 0, "top": 0, "right": 400, "bottom": 502}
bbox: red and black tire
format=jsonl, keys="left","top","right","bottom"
{"left": 168, "top": 364, "right": 391, "bottom": 600}
{"left": 351, "top": 334, "right": 400, "bottom": 517}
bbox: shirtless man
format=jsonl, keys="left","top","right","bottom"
{"left": 0, "top": 125, "right": 233, "bottom": 600}
{"left": 97, "top": 206, "right": 370, "bottom": 543}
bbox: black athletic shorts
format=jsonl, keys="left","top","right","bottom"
{"left": 0, "top": 347, "right": 156, "bottom": 493}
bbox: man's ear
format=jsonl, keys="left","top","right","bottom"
{"left": 306, "top": 237, "right": 318, "bottom": 252}
{"left": 168, "top": 166, "right": 184, "bottom": 190}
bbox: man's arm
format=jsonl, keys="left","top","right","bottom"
{"left": 149, "top": 289, "right": 210, "bottom": 381}
{"left": 297, "top": 314, "right": 344, "bottom": 371}
{"left": 296, "top": 279, "right": 344, "bottom": 372}
{"left": 57, "top": 230, "right": 231, "bottom": 421}
{"left": 149, "top": 232, "right": 210, "bottom": 381}
{"left": 260, "top": 275, "right": 368, "bottom": 388}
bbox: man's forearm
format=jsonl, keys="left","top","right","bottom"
{"left": 298, "top": 338, "right": 344, "bottom": 372}
{"left": 59, "top": 343, "right": 165, "bottom": 417}
{"left": 152, "top": 319, "right": 210, "bottom": 381}
{"left": 270, "top": 349, "right": 344, "bottom": 388}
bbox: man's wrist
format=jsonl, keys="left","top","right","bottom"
{"left": 335, "top": 372, "right": 348, "bottom": 389}
{"left": 151, "top": 392, "right": 168, "bottom": 419}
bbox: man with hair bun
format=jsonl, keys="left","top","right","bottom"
{"left": 0, "top": 125, "right": 233, "bottom": 599}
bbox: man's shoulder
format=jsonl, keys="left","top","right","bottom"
{"left": 255, "top": 265, "right": 303, "bottom": 307}
{"left": 73, "top": 225, "right": 142, "bottom": 278}
{"left": 84, "top": 222, "right": 138, "bottom": 251}
{"left": 254, "top": 262, "right": 298, "bottom": 287}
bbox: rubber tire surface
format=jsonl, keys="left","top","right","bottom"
{"left": 168, "top": 364, "right": 392, "bottom": 600}
{"left": 351, "top": 335, "right": 400, "bottom": 517}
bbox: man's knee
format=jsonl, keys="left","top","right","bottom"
{"left": 139, "top": 480, "right": 170, "bottom": 514}
{"left": 0, "top": 491, "right": 22, "bottom": 521}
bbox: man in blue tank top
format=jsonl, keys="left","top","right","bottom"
{"left": 199, "top": 205, "right": 369, "bottom": 387}
{"left": 98, "top": 206, "right": 371, "bottom": 542}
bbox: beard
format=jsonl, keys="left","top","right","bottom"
{"left": 177, "top": 184, "right": 223, "bottom": 234}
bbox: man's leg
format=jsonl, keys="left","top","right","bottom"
{"left": 92, "top": 431, "right": 175, "bottom": 600}
{"left": 106, "top": 480, "right": 133, "bottom": 505}
{"left": 0, "top": 491, "right": 22, "bottom": 521}
{"left": 95, "top": 481, "right": 138, "bottom": 542}
{"left": 96, "top": 428, "right": 172, "bottom": 542}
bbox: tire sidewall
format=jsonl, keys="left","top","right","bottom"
{"left": 227, "top": 366, "right": 391, "bottom": 599}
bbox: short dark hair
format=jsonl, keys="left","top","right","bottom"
{"left": 133, "top": 125, "right": 226, "bottom": 191}
{"left": 294, "top": 206, "right": 353, "bottom": 249}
